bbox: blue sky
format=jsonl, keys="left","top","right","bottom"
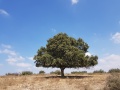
{"left": 0, "top": 0, "right": 120, "bottom": 75}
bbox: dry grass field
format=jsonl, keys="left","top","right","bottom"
{"left": 0, "top": 74, "right": 108, "bottom": 90}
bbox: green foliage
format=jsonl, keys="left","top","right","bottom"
{"left": 93, "top": 69, "right": 105, "bottom": 73}
{"left": 108, "top": 68, "right": 120, "bottom": 73}
{"left": 104, "top": 73, "right": 120, "bottom": 90}
{"left": 34, "top": 33, "right": 98, "bottom": 76}
{"left": 71, "top": 71, "right": 87, "bottom": 74}
{"left": 50, "top": 70, "right": 61, "bottom": 75}
{"left": 39, "top": 70, "right": 45, "bottom": 74}
{"left": 21, "top": 71, "right": 33, "bottom": 75}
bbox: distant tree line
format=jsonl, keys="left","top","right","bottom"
{"left": 5, "top": 68, "right": 120, "bottom": 76}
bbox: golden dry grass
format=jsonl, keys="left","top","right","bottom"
{"left": 0, "top": 74, "right": 108, "bottom": 90}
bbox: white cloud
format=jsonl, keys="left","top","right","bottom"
{"left": 6, "top": 56, "right": 25, "bottom": 65}
{"left": 0, "top": 44, "right": 34, "bottom": 74}
{"left": 94, "top": 54, "right": 120, "bottom": 71}
{"left": 6, "top": 55, "right": 32, "bottom": 68}
{"left": 71, "top": 0, "right": 79, "bottom": 5}
{"left": 6, "top": 57, "right": 17, "bottom": 65}
{"left": 1, "top": 44, "right": 11, "bottom": 49}
{"left": 111, "top": 32, "right": 120, "bottom": 44}
{"left": 0, "top": 9, "right": 9, "bottom": 16}
{"left": 27, "top": 57, "right": 33, "bottom": 60}
{"left": 0, "top": 44, "right": 16, "bottom": 56}
{"left": 16, "top": 63, "right": 32, "bottom": 68}
{"left": 1, "top": 49, "right": 17, "bottom": 56}
{"left": 85, "top": 52, "right": 91, "bottom": 56}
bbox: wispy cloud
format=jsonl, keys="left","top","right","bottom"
{"left": 0, "top": 44, "right": 32, "bottom": 69}
{"left": 6, "top": 56, "right": 17, "bottom": 65}
{"left": 0, "top": 49, "right": 17, "bottom": 56}
{"left": 0, "top": 9, "right": 9, "bottom": 16}
{"left": 111, "top": 32, "right": 120, "bottom": 44}
{"left": 94, "top": 54, "right": 120, "bottom": 71}
{"left": 1, "top": 44, "right": 11, "bottom": 49}
{"left": 7, "top": 56, "right": 25, "bottom": 65}
{"left": 27, "top": 57, "right": 33, "bottom": 60}
{"left": 71, "top": 0, "right": 79, "bottom": 5}
{"left": 16, "top": 63, "right": 32, "bottom": 68}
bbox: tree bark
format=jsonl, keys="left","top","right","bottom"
{"left": 60, "top": 68, "right": 65, "bottom": 77}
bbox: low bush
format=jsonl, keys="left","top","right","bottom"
{"left": 50, "top": 70, "right": 61, "bottom": 75}
{"left": 39, "top": 70, "right": 45, "bottom": 74}
{"left": 104, "top": 73, "right": 120, "bottom": 90}
{"left": 71, "top": 71, "right": 87, "bottom": 74}
{"left": 108, "top": 68, "right": 120, "bottom": 73}
{"left": 93, "top": 69, "right": 105, "bottom": 73}
{"left": 21, "top": 71, "right": 33, "bottom": 75}
{"left": 6, "top": 73, "right": 19, "bottom": 76}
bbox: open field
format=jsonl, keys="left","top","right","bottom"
{"left": 0, "top": 74, "right": 109, "bottom": 90}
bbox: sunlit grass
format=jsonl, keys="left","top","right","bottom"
{"left": 0, "top": 73, "right": 109, "bottom": 90}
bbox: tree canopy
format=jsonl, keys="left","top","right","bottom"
{"left": 34, "top": 33, "right": 98, "bottom": 77}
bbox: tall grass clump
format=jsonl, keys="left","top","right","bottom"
{"left": 104, "top": 73, "right": 120, "bottom": 90}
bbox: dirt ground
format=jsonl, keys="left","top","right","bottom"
{"left": 0, "top": 74, "right": 108, "bottom": 90}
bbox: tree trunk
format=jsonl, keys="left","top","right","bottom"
{"left": 60, "top": 68, "right": 65, "bottom": 77}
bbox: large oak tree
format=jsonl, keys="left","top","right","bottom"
{"left": 34, "top": 33, "right": 98, "bottom": 77}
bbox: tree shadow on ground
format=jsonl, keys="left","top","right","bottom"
{"left": 45, "top": 75, "right": 93, "bottom": 79}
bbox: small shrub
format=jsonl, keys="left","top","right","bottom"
{"left": 71, "top": 71, "right": 87, "bottom": 74}
{"left": 39, "top": 70, "right": 45, "bottom": 74}
{"left": 50, "top": 70, "right": 61, "bottom": 75}
{"left": 108, "top": 68, "right": 120, "bottom": 73}
{"left": 93, "top": 69, "right": 105, "bottom": 73}
{"left": 104, "top": 73, "right": 120, "bottom": 90}
{"left": 21, "top": 71, "right": 33, "bottom": 75}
